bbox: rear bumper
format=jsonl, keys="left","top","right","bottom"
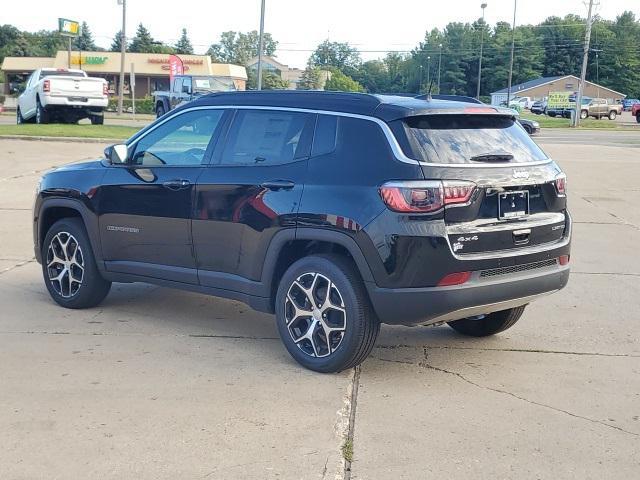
{"left": 368, "top": 262, "right": 570, "bottom": 326}
{"left": 42, "top": 95, "right": 107, "bottom": 109}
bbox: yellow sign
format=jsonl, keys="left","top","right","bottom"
{"left": 58, "top": 18, "right": 80, "bottom": 36}
{"left": 547, "top": 91, "right": 573, "bottom": 109}
{"left": 70, "top": 55, "right": 108, "bottom": 65}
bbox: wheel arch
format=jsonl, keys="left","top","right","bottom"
{"left": 261, "top": 228, "right": 376, "bottom": 312}
{"left": 37, "top": 198, "right": 103, "bottom": 268}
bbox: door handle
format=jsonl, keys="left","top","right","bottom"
{"left": 162, "top": 179, "right": 191, "bottom": 190}
{"left": 260, "top": 180, "right": 295, "bottom": 191}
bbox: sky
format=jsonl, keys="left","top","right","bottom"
{"left": 5, "top": 0, "right": 640, "bottom": 68}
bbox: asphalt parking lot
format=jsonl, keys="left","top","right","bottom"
{"left": 0, "top": 132, "right": 639, "bottom": 479}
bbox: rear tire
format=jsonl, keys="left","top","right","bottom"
{"left": 275, "top": 254, "right": 379, "bottom": 373}
{"left": 90, "top": 114, "right": 104, "bottom": 125}
{"left": 636, "top": 114, "right": 640, "bottom": 124}
{"left": 42, "top": 218, "right": 111, "bottom": 309}
{"left": 35, "top": 99, "right": 48, "bottom": 124}
{"left": 447, "top": 306, "right": 526, "bottom": 337}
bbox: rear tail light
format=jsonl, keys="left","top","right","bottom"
{"left": 437, "top": 271, "right": 472, "bottom": 286}
{"left": 379, "top": 180, "right": 476, "bottom": 213}
{"left": 103, "top": 83, "right": 108, "bottom": 96}
{"left": 43, "top": 79, "right": 50, "bottom": 93}
{"left": 554, "top": 173, "right": 567, "bottom": 196}
{"left": 559, "top": 255, "right": 570, "bottom": 266}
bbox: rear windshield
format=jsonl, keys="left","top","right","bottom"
{"left": 400, "top": 115, "right": 548, "bottom": 164}
{"left": 39, "top": 70, "right": 85, "bottom": 79}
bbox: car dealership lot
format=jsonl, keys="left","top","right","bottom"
{"left": 0, "top": 134, "right": 638, "bottom": 479}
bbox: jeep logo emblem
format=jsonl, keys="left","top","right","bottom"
{"left": 512, "top": 169, "right": 530, "bottom": 179}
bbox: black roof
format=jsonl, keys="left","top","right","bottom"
{"left": 190, "top": 91, "right": 509, "bottom": 122}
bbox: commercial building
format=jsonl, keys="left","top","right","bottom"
{"left": 246, "top": 56, "right": 303, "bottom": 90}
{"left": 490, "top": 75, "right": 626, "bottom": 106}
{"left": 1, "top": 51, "right": 247, "bottom": 97}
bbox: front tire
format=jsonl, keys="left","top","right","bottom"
{"left": 42, "top": 218, "right": 111, "bottom": 309}
{"left": 580, "top": 110, "right": 588, "bottom": 120}
{"left": 16, "top": 107, "right": 24, "bottom": 124}
{"left": 447, "top": 306, "right": 526, "bottom": 337}
{"left": 608, "top": 110, "right": 617, "bottom": 120}
{"left": 156, "top": 103, "right": 165, "bottom": 119}
{"left": 275, "top": 254, "right": 379, "bottom": 373}
{"left": 636, "top": 114, "right": 640, "bottom": 124}
{"left": 523, "top": 124, "right": 532, "bottom": 135}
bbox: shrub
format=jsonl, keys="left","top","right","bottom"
{"left": 107, "top": 96, "right": 155, "bottom": 114}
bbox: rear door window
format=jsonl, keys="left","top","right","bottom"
{"left": 219, "top": 110, "right": 313, "bottom": 166}
{"left": 399, "top": 115, "right": 548, "bottom": 164}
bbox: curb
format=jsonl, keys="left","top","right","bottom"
{"left": 0, "top": 135, "right": 119, "bottom": 144}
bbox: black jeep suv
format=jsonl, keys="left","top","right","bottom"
{"left": 33, "top": 92, "right": 571, "bottom": 372}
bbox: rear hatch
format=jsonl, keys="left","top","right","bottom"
{"left": 48, "top": 76, "right": 105, "bottom": 99}
{"left": 394, "top": 111, "right": 568, "bottom": 255}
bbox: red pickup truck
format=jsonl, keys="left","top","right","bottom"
{"left": 632, "top": 103, "right": 640, "bottom": 123}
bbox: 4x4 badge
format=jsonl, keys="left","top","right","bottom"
{"left": 512, "top": 169, "right": 530, "bottom": 179}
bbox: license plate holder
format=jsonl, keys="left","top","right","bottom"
{"left": 68, "top": 96, "right": 88, "bottom": 102}
{"left": 498, "top": 190, "right": 529, "bottom": 219}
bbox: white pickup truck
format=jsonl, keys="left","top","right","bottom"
{"left": 16, "top": 68, "right": 108, "bottom": 125}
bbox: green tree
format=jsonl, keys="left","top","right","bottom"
{"left": 130, "top": 24, "right": 158, "bottom": 53}
{"left": 297, "top": 63, "right": 323, "bottom": 90}
{"left": 110, "top": 30, "right": 126, "bottom": 52}
{"left": 174, "top": 28, "right": 194, "bottom": 55}
{"left": 309, "top": 40, "right": 361, "bottom": 74}
{"left": 538, "top": 15, "right": 585, "bottom": 77}
{"left": 324, "top": 68, "right": 364, "bottom": 92}
{"left": 207, "top": 31, "right": 277, "bottom": 65}
{"left": 247, "top": 69, "right": 289, "bottom": 89}
{"left": 73, "top": 22, "right": 98, "bottom": 51}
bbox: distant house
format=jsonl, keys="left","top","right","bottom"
{"left": 246, "top": 56, "right": 304, "bottom": 90}
{"left": 490, "top": 75, "right": 626, "bottom": 106}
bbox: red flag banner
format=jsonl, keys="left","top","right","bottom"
{"left": 168, "top": 55, "right": 184, "bottom": 83}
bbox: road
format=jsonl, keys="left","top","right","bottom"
{"left": 0, "top": 131, "right": 638, "bottom": 479}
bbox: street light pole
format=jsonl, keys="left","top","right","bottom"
{"left": 256, "top": 0, "right": 266, "bottom": 90}
{"left": 117, "top": 0, "right": 126, "bottom": 116}
{"left": 427, "top": 56, "right": 431, "bottom": 88}
{"left": 437, "top": 43, "right": 443, "bottom": 93}
{"left": 506, "top": 0, "right": 517, "bottom": 108}
{"left": 476, "top": 3, "right": 487, "bottom": 99}
{"left": 418, "top": 64, "right": 423, "bottom": 94}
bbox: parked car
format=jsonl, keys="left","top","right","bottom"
{"left": 517, "top": 117, "right": 540, "bottom": 135}
{"left": 530, "top": 100, "right": 547, "bottom": 115}
{"left": 509, "top": 96, "right": 534, "bottom": 110}
{"left": 33, "top": 92, "right": 571, "bottom": 372}
{"left": 17, "top": 68, "right": 108, "bottom": 124}
{"left": 632, "top": 102, "right": 640, "bottom": 123}
{"left": 579, "top": 98, "right": 622, "bottom": 120}
{"left": 153, "top": 75, "right": 236, "bottom": 118}
{"left": 622, "top": 99, "right": 639, "bottom": 112}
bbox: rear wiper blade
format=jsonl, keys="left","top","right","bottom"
{"left": 469, "top": 152, "right": 514, "bottom": 163}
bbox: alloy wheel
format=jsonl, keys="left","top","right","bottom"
{"left": 46, "top": 232, "right": 84, "bottom": 298}
{"left": 284, "top": 272, "right": 347, "bottom": 358}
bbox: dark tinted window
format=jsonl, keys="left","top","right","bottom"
{"left": 220, "top": 110, "right": 311, "bottom": 166}
{"left": 401, "top": 115, "right": 548, "bottom": 164}
{"left": 131, "top": 109, "right": 224, "bottom": 166}
{"left": 311, "top": 114, "right": 338, "bottom": 157}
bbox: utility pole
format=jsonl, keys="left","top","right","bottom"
{"left": 427, "top": 56, "right": 431, "bottom": 87}
{"left": 506, "top": 0, "right": 517, "bottom": 108}
{"left": 257, "top": 0, "right": 266, "bottom": 90}
{"left": 574, "top": 0, "right": 596, "bottom": 127}
{"left": 476, "top": 3, "right": 488, "bottom": 99}
{"left": 117, "top": 0, "right": 126, "bottom": 116}
{"left": 437, "top": 43, "right": 443, "bottom": 93}
{"left": 418, "top": 64, "right": 423, "bottom": 94}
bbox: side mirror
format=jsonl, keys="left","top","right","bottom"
{"left": 104, "top": 144, "right": 129, "bottom": 164}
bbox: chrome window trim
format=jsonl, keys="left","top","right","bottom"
{"left": 127, "top": 105, "right": 553, "bottom": 169}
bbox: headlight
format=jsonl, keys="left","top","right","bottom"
{"left": 532, "top": 121, "right": 540, "bottom": 127}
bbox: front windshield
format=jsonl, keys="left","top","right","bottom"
{"left": 400, "top": 114, "right": 548, "bottom": 164}
{"left": 192, "top": 76, "right": 236, "bottom": 93}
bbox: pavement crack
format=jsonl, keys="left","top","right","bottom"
{"left": 0, "top": 259, "right": 36, "bottom": 275}
{"left": 343, "top": 365, "right": 360, "bottom": 480}
{"left": 581, "top": 196, "right": 639, "bottom": 230}
{"left": 0, "top": 331, "right": 279, "bottom": 340}
{"left": 418, "top": 348, "right": 639, "bottom": 438}
{"left": 375, "top": 344, "right": 640, "bottom": 358}
{"left": 571, "top": 271, "right": 640, "bottom": 277}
